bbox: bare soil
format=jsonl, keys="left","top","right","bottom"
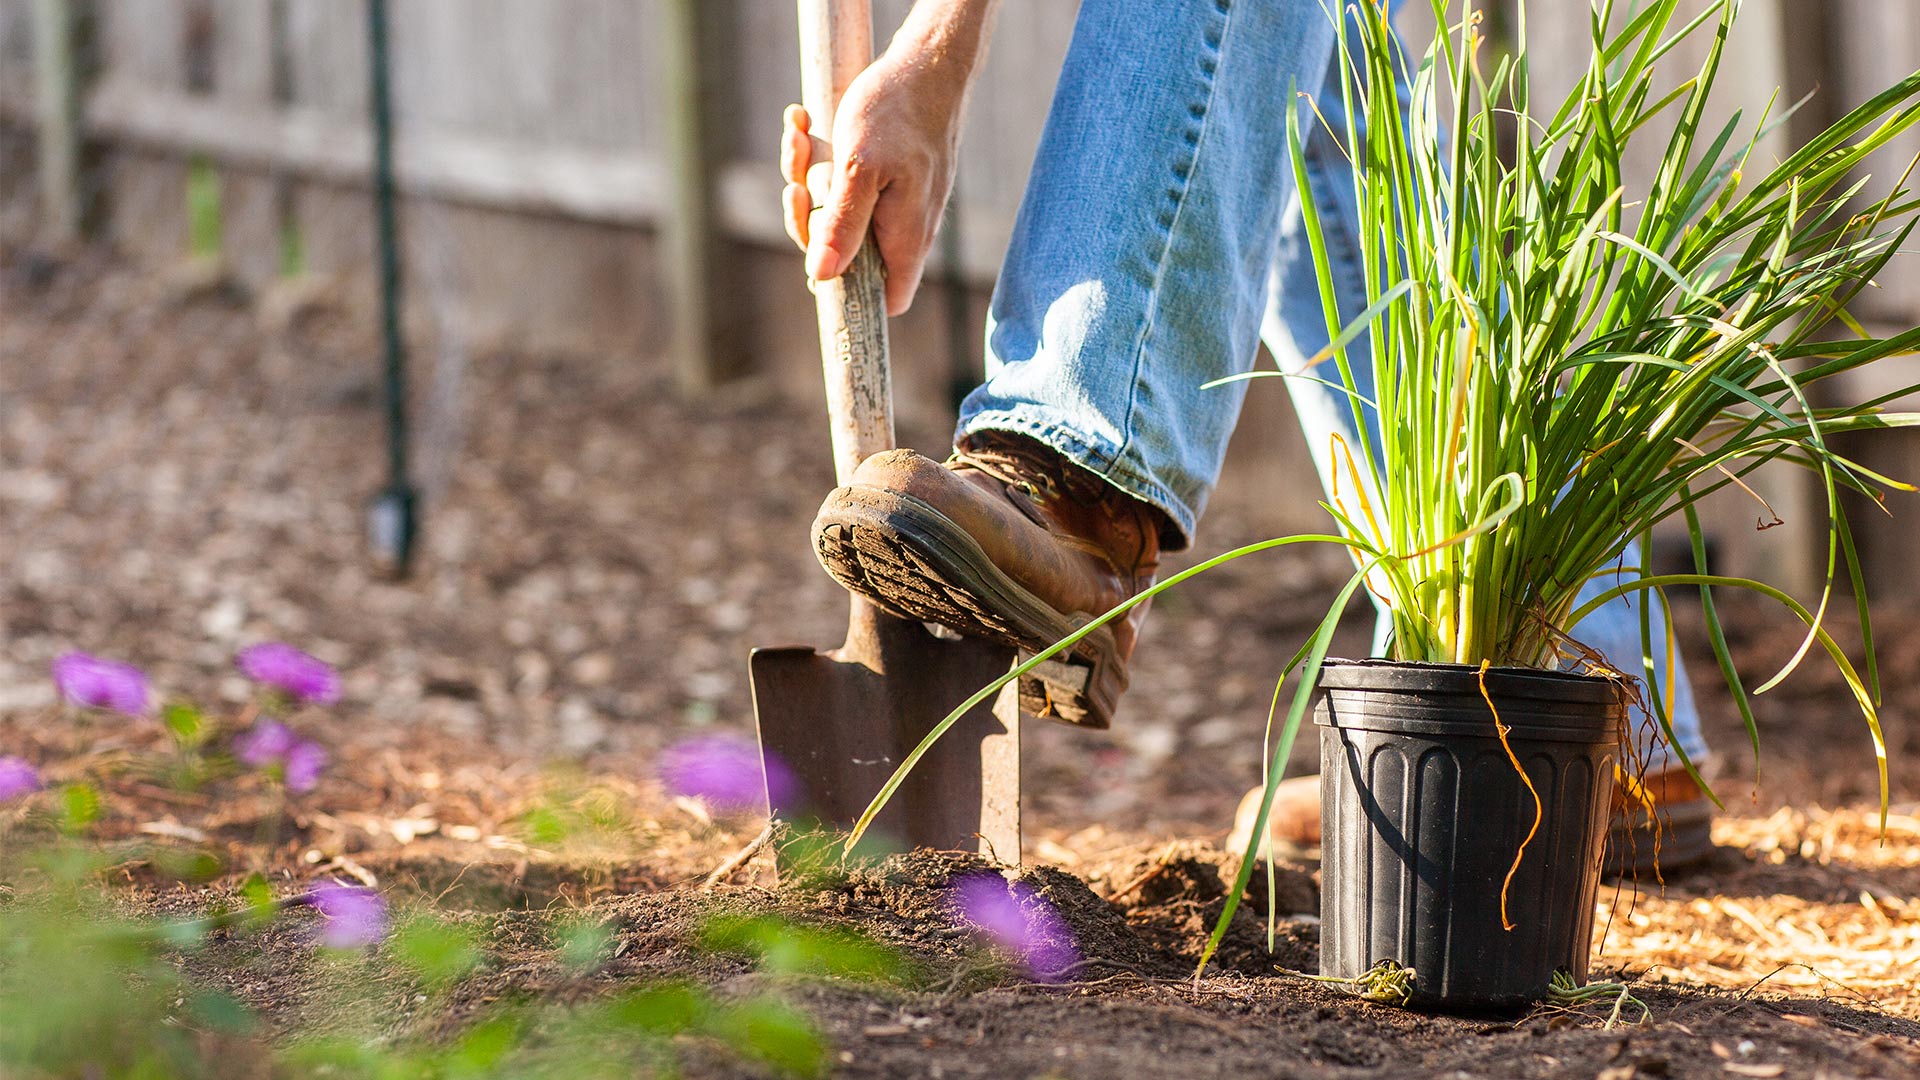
{"left": 156, "top": 842, "right": 1920, "bottom": 1079}
{"left": 3, "top": 246, "right": 1918, "bottom": 1077}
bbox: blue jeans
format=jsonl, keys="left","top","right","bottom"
{"left": 956, "top": 0, "right": 1710, "bottom": 764}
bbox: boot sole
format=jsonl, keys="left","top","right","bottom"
{"left": 812, "top": 485, "right": 1126, "bottom": 728}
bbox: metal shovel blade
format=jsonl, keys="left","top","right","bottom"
{"left": 750, "top": 599, "right": 1020, "bottom": 858}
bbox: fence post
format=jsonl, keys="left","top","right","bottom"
{"left": 31, "top": 0, "right": 88, "bottom": 241}
{"left": 1747, "top": 0, "right": 1825, "bottom": 600}
{"left": 660, "top": 0, "right": 744, "bottom": 395}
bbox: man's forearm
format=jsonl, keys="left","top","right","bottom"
{"left": 890, "top": 0, "right": 1002, "bottom": 91}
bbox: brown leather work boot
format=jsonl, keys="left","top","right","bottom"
{"left": 1225, "top": 774, "right": 1322, "bottom": 862}
{"left": 1602, "top": 758, "right": 1717, "bottom": 878}
{"left": 1227, "top": 759, "right": 1717, "bottom": 875}
{"left": 810, "top": 431, "right": 1167, "bottom": 728}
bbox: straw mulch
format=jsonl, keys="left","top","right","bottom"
{"left": 1598, "top": 806, "right": 1920, "bottom": 1019}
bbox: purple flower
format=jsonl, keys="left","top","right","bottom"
{"left": 658, "top": 734, "right": 800, "bottom": 813}
{"left": 237, "top": 721, "right": 327, "bottom": 793}
{"left": 950, "top": 872, "right": 1079, "bottom": 981}
{"left": 236, "top": 720, "right": 295, "bottom": 766}
{"left": 0, "top": 756, "right": 40, "bottom": 801}
{"left": 307, "top": 882, "right": 388, "bottom": 949}
{"left": 52, "top": 652, "right": 151, "bottom": 716}
{"left": 236, "top": 643, "right": 340, "bottom": 705}
{"left": 283, "top": 740, "right": 328, "bottom": 793}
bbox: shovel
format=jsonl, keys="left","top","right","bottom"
{"left": 748, "top": 0, "right": 1021, "bottom": 861}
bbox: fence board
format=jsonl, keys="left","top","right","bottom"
{"left": 1831, "top": 0, "right": 1920, "bottom": 321}
{"left": 17, "top": 0, "right": 1907, "bottom": 311}
{"left": 0, "top": 0, "right": 33, "bottom": 113}
{"left": 209, "top": 0, "right": 271, "bottom": 103}
{"left": 86, "top": 80, "right": 667, "bottom": 222}
{"left": 0, "top": 0, "right": 31, "bottom": 236}
{"left": 101, "top": 0, "right": 189, "bottom": 89}
{"left": 284, "top": 0, "right": 362, "bottom": 116}
{"left": 731, "top": 0, "right": 795, "bottom": 163}
{"left": 954, "top": 2, "right": 1075, "bottom": 270}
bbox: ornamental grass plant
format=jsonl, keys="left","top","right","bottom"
{"left": 1286, "top": 0, "right": 1920, "bottom": 787}
{"left": 853, "top": 0, "right": 1920, "bottom": 973}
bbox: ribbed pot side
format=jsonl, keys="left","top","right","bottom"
{"left": 1316, "top": 659, "right": 1624, "bottom": 1011}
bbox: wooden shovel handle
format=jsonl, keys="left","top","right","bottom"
{"left": 798, "top": 0, "right": 892, "bottom": 486}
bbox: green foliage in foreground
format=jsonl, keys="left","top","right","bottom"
{"left": 10, "top": 654, "right": 932, "bottom": 1079}
{"left": 0, "top": 835, "right": 891, "bottom": 1079}
{"left": 279, "top": 982, "right": 830, "bottom": 1080}
{"left": 0, "top": 851, "right": 259, "bottom": 1078}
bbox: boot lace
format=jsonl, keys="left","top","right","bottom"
{"left": 946, "top": 432, "right": 1162, "bottom": 574}
{"left": 945, "top": 433, "right": 1111, "bottom": 508}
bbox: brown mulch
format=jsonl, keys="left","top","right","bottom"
{"left": 3, "top": 246, "right": 1918, "bottom": 1076}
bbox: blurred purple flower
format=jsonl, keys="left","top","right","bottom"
{"left": 0, "top": 756, "right": 40, "bottom": 802}
{"left": 307, "top": 882, "right": 388, "bottom": 949}
{"left": 283, "top": 740, "right": 329, "bottom": 793}
{"left": 236, "top": 643, "right": 340, "bottom": 705}
{"left": 950, "top": 872, "right": 1079, "bottom": 981}
{"left": 52, "top": 652, "right": 151, "bottom": 716}
{"left": 237, "top": 720, "right": 328, "bottom": 793}
{"left": 236, "top": 720, "right": 295, "bottom": 766}
{"left": 658, "top": 734, "right": 799, "bottom": 813}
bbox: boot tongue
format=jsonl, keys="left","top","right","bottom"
{"left": 951, "top": 435, "right": 1175, "bottom": 567}
{"left": 950, "top": 432, "right": 1107, "bottom": 507}
{"left": 950, "top": 434, "right": 1150, "bottom": 575}
{"left": 948, "top": 457, "right": 1054, "bottom": 531}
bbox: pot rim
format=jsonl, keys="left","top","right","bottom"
{"left": 1316, "top": 657, "right": 1626, "bottom": 705}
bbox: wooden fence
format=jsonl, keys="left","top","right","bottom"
{"left": 0, "top": 0, "right": 1074, "bottom": 426}
{"left": 2, "top": 1, "right": 1918, "bottom": 594}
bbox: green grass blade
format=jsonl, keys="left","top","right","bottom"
{"left": 844, "top": 535, "right": 1366, "bottom": 853}
{"left": 1685, "top": 499, "right": 1753, "bottom": 796}
{"left": 1197, "top": 560, "right": 1379, "bottom": 979}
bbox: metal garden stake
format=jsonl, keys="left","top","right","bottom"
{"left": 365, "top": 0, "right": 419, "bottom": 576}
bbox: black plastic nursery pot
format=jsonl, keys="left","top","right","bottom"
{"left": 1315, "top": 659, "right": 1625, "bottom": 1011}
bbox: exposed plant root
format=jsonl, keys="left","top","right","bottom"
{"left": 1278, "top": 959, "right": 1417, "bottom": 1006}
{"left": 1545, "top": 969, "right": 1652, "bottom": 1028}
{"left": 1478, "top": 660, "right": 1542, "bottom": 931}
{"left": 701, "top": 821, "right": 781, "bottom": 889}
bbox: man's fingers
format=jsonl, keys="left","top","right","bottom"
{"left": 782, "top": 182, "right": 811, "bottom": 251}
{"left": 779, "top": 105, "right": 815, "bottom": 250}
{"left": 808, "top": 156, "right": 880, "bottom": 282}
{"left": 780, "top": 122, "right": 810, "bottom": 187}
{"left": 804, "top": 161, "right": 835, "bottom": 215}
{"left": 872, "top": 194, "right": 930, "bottom": 316}
{"left": 881, "top": 252, "right": 925, "bottom": 317}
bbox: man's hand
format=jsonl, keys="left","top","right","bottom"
{"left": 780, "top": 1, "right": 999, "bottom": 316}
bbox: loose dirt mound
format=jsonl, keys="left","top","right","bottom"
{"left": 1073, "top": 837, "right": 1321, "bottom": 976}
{"left": 779, "top": 850, "right": 1171, "bottom": 977}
